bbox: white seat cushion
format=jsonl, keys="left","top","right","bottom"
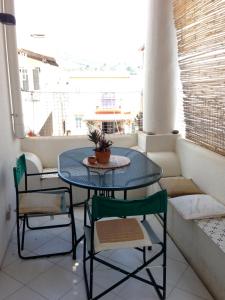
{"left": 41, "top": 168, "right": 58, "bottom": 179}
{"left": 94, "top": 218, "right": 152, "bottom": 252}
{"left": 147, "top": 152, "right": 181, "bottom": 177}
{"left": 19, "top": 192, "right": 62, "bottom": 214}
{"left": 169, "top": 194, "right": 225, "bottom": 220}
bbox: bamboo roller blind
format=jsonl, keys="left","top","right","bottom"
{"left": 173, "top": 0, "right": 225, "bottom": 156}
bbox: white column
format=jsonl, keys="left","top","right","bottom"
{"left": 143, "top": 0, "right": 178, "bottom": 134}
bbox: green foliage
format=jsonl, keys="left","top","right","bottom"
{"left": 88, "top": 129, "right": 101, "bottom": 148}
{"left": 98, "top": 134, "right": 113, "bottom": 152}
{"left": 88, "top": 128, "right": 113, "bottom": 152}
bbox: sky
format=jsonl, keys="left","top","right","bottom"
{"left": 14, "top": 0, "right": 148, "bottom": 67}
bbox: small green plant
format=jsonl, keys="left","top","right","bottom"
{"left": 88, "top": 129, "right": 101, "bottom": 150}
{"left": 88, "top": 128, "right": 113, "bottom": 152}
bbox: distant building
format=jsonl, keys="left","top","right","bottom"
{"left": 85, "top": 91, "right": 132, "bottom": 134}
{"left": 68, "top": 72, "right": 141, "bottom": 134}
{"left": 18, "top": 48, "right": 62, "bottom": 136}
{"left": 18, "top": 52, "right": 142, "bottom": 136}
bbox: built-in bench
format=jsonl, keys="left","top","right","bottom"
{"left": 144, "top": 135, "right": 225, "bottom": 300}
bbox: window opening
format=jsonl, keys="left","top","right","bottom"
{"left": 15, "top": 0, "right": 147, "bottom": 137}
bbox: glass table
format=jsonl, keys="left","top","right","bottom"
{"left": 58, "top": 147, "right": 162, "bottom": 196}
{"left": 58, "top": 147, "right": 163, "bottom": 253}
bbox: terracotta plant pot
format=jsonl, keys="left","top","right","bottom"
{"left": 95, "top": 150, "right": 111, "bottom": 163}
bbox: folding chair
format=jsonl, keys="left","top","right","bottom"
{"left": 13, "top": 154, "right": 77, "bottom": 259}
{"left": 83, "top": 190, "right": 167, "bottom": 300}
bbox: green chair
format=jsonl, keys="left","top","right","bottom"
{"left": 83, "top": 190, "right": 167, "bottom": 300}
{"left": 13, "top": 154, "right": 77, "bottom": 259}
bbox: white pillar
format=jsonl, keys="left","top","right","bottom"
{"left": 143, "top": 0, "right": 178, "bottom": 134}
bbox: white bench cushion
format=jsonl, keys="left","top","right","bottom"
{"left": 147, "top": 152, "right": 181, "bottom": 177}
{"left": 41, "top": 168, "right": 58, "bottom": 179}
{"left": 169, "top": 194, "right": 225, "bottom": 220}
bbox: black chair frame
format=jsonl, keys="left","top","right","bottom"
{"left": 14, "top": 154, "right": 78, "bottom": 260}
{"left": 83, "top": 191, "right": 167, "bottom": 300}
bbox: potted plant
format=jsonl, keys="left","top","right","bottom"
{"left": 88, "top": 128, "right": 113, "bottom": 163}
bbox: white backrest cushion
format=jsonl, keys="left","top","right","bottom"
{"left": 176, "top": 138, "right": 225, "bottom": 206}
{"left": 147, "top": 152, "right": 181, "bottom": 177}
{"left": 23, "top": 152, "right": 43, "bottom": 189}
{"left": 24, "top": 152, "right": 43, "bottom": 173}
{"left": 169, "top": 194, "right": 225, "bottom": 220}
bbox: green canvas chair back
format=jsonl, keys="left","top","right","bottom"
{"left": 13, "top": 154, "right": 26, "bottom": 188}
{"left": 92, "top": 190, "right": 167, "bottom": 220}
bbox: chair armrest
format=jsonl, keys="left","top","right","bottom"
{"left": 18, "top": 187, "right": 70, "bottom": 194}
{"left": 27, "top": 171, "right": 58, "bottom": 176}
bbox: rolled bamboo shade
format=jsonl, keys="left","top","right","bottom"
{"left": 173, "top": 0, "right": 225, "bottom": 156}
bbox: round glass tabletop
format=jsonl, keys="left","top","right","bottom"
{"left": 58, "top": 147, "right": 162, "bottom": 191}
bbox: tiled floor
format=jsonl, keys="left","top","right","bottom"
{"left": 0, "top": 208, "right": 214, "bottom": 300}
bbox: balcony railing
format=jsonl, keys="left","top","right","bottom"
{"left": 21, "top": 90, "right": 143, "bottom": 136}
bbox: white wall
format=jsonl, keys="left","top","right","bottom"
{"left": 21, "top": 134, "right": 138, "bottom": 168}
{"left": 0, "top": 5, "right": 20, "bottom": 264}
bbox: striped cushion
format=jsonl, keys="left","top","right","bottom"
{"left": 94, "top": 218, "right": 152, "bottom": 252}
{"left": 19, "top": 192, "right": 62, "bottom": 214}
